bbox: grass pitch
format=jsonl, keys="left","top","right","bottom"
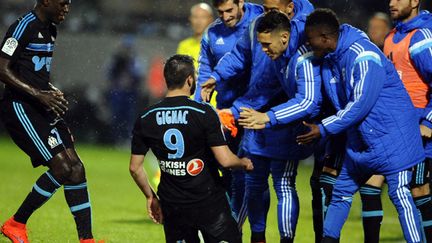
{"left": 0, "top": 136, "right": 405, "bottom": 243}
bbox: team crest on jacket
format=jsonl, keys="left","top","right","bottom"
{"left": 186, "top": 159, "right": 204, "bottom": 176}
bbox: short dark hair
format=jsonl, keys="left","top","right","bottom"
{"left": 306, "top": 8, "right": 340, "bottom": 35}
{"left": 163, "top": 55, "right": 195, "bottom": 90}
{"left": 213, "top": 0, "right": 239, "bottom": 7}
{"left": 257, "top": 10, "right": 291, "bottom": 34}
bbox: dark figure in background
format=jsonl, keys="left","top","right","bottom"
{"left": 367, "top": 12, "right": 391, "bottom": 50}
{"left": 106, "top": 36, "right": 143, "bottom": 145}
{"left": 0, "top": 0, "right": 97, "bottom": 243}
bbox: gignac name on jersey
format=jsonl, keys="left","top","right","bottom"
{"left": 156, "top": 110, "right": 189, "bottom": 125}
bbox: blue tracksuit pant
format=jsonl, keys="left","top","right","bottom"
{"left": 246, "top": 155, "right": 299, "bottom": 239}
{"left": 324, "top": 160, "right": 422, "bottom": 243}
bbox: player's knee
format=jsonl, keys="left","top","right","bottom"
{"left": 67, "top": 160, "right": 86, "bottom": 184}
{"left": 50, "top": 160, "right": 73, "bottom": 184}
{"left": 322, "top": 166, "right": 338, "bottom": 176}
{"left": 411, "top": 183, "right": 430, "bottom": 197}
{"left": 247, "top": 183, "right": 269, "bottom": 197}
{"left": 273, "top": 178, "right": 296, "bottom": 194}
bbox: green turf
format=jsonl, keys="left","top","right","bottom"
{"left": 0, "top": 136, "right": 405, "bottom": 243}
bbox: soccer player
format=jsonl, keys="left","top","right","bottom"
{"left": 196, "top": 0, "right": 263, "bottom": 226}
{"left": 298, "top": 8, "right": 424, "bottom": 243}
{"left": 0, "top": 1, "right": 97, "bottom": 243}
{"left": 238, "top": 10, "right": 321, "bottom": 243}
{"left": 129, "top": 54, "right": 253, "bottom": 243}
{"left": 200, "top": 1, "right": 322, "bottom": 242}
{"left": 350, "top": 12, "right": 392, "bottom": 243}
{"left": 384, "top": 0, "right": 432, "bottom": 241}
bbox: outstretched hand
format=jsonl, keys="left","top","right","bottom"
{"left": 201, "top": 78, "right": 216, "bottom": 102}
{"left": 147, "top": 196, "right": 163, "bottom": 224}
{"left": 35, "top": 89, "right": 68, "bottom": 117}
{"left": 238, "top": 107, "right": 269, "bottom": 130}
{"left": 296, "top": 121, "right": 321, "bottom": 145}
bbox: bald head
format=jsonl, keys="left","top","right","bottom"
{"left": 367, "top": 12, "right": 391, "bottom": 49}
{"left": 190, "top": 3, "right": 214, "bottom": 16}
{"left": 189, "top": 3, "right": 214, "bottom": 37}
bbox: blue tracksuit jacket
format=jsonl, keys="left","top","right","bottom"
{"left": 195, "top": 2, "right": 263, "bottom": 109}
{"left": 392, "top": 11, "right": 432, "bottom": 158}
{"left": 320, "top": 24, "right": 424, "bottom": 175}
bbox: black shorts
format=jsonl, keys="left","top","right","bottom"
{"left": 162, "top": 196, "right": 241, "bottom": 243}
{"left": 410, "top": 159, "right": 431, "bottom": 187}
{"left": 0, "top": 100, "right": 74, "bottom": 167}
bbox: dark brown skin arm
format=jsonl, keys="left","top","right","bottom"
{"left": 0, "top": 56, "right": 68, "bottom": 116}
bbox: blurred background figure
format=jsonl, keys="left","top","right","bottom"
{"left": 177, "top": 3, "right": 214, "bottom": 68}
{"left": 367, "top": 12, "right": 391, "bottom": 50}
{"left": 106, "top": 35, "right": 145, "bottom": 146}
{"left": 146, "top": 55, "right": 166, "bottom": 101}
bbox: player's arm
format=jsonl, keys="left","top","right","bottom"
{"left": 0, "top": 22, "right": 67, "bottom": 116}
{"left": 201, "top": 21, "right": 254, "bottom": 101}
{"left": 240, "top": 54, "right": 321, "bottom": 129}
{"left": 204, "top": 105, "right": 253, "bottom": 170}
{"left": 195, "top": 29, "right": 216, "bottom": 102}
{"left": 130, "top": 120, "right": 162, "bottom": 224}
{"left": 298, "top": 55, "right": 384, "bottom": 144}
{"left": 409, "top": 30, "right": 432, "bottom": 129}
{"left": 211, "top": 145, "right": 253, "bottom": 170}
{"left": 129, "top": 154, "right": 162, "bottom": 224}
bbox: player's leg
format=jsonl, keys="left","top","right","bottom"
{"left": 245, "top": 154, "right": 271, "bottom": 243}
{"left": 231, "top": 169, "right": 247, "bottom": 229}
{"left": 320, "top": 136, "right": 345, "bottom": 223}
{"left": 271, "top": 159, "right": 299, "bottom": 243}
{"left": 49, "top": 147, "right": 94, "bottom": 241}
{"left": 222, "top": 129, "right": 243, "bottom": 217}
{"left": 310, "top": 161, "right": 323, "bottom": 243}
{"left": 199, "top": 197, "right": 241, "bottom": 243}
{"left": 0, "top": 101, "right": 64, "bottom": 243}
{"left": 322, "top": 160, "right": 362, "bottom": 242}
{"left": 315, "top": 149, "right": 344, "bottom": 243}
{"left": 162, "top": 204, "right": 200, "bottom": 243}
{"left": 1, "top": 170, "right": 61, "bottom": 243}
{"left": 360, "top": 175, "right": 384, "bottom": 243}
{"left": 386, "top": 169, "right": 422, "bottom": 243}
{"left": 320, "top": 166, "right": 338, "bottom": 218}
{"left": 410, "top": 159, "right": 432, "bottom": 242}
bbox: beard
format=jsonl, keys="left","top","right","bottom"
{"left": 392, "top": 6, "right": 412, "bottom": 21}
{"left": 190, "top": 79, "right": 196, "bottom": 96}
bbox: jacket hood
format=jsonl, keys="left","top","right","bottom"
{"left": 283, "top": 0, "right": 314, "bottom": 58}
{"left": 292, "top": 0, "right": 314, "bottom": 21}
{"left": 395, "top": 11, "right": 432, "bottom": 33}
{"left": 327, "top": 24, "right": 369, "bottom": 60}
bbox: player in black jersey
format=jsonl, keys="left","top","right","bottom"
{"left": 129, "top": 54, "right": 253, "bottom": 243}
{"left": 0, "top": 1, "right": 98, "bottom": 243}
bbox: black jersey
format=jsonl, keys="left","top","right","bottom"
{"left": 0, "top": 11, "right": 57, "bottom": 104}
{"left": 132, "top": 96, "right": 227, "bottom": 206}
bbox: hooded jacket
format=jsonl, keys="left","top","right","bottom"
{"left": 320, "top": 24, "right": 424, "bottom": 175}
{"left": 388, "top": 11, "right": 432, "bottom": 157}
{"left": 195, "top": 2, "right": 263, "bottom": 109}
